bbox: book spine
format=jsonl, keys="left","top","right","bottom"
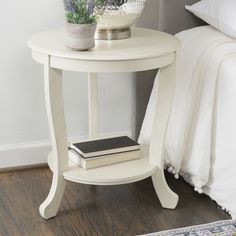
{"left": 68, "top": 150, "right": 81, "bottom": 165}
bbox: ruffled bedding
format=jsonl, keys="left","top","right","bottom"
{"left": 139, "top": 26, "right": 236, "bottom": 218}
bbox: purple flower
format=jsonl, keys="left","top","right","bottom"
{"left": 64, "top": 0, "right": 96, "bottom": 15}
{"left": 64, "top": 0, "right": 77, "bottom": 13}
{"left": 87, "top": 0, "right": 95, "bottom": 15}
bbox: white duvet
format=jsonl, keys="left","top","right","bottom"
{"left": 139, "top": 26, "right": 236, "bottom": 218}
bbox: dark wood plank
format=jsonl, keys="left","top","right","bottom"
{"left": 0, "top": 167, "right": 230, "bottom": 236}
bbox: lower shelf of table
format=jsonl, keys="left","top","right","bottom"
{"left": 48, "top": 152, "right": 157, "bottom": 185}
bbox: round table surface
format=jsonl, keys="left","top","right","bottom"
{"left": 28, "top": 27, "right": 180, "bottom": 61}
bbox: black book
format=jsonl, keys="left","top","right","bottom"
{"left": 69, "top": 136, "right": 139, "bottom": 158}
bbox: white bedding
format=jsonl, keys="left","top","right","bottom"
{"left": 139, "top": 26, "right": 236, "bottom": 218}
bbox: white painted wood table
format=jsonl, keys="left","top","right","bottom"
{"left": 28, "top": 27, "right": 181, "bottom": 219}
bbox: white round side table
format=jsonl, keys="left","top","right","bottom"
{"left": 28, "top": 27, "right": 181, "bottom": 219}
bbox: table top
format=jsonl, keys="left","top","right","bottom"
{"left": 28, "top": 27, "right": 180, "bottom": 62}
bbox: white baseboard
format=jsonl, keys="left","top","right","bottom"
{"left": 0, "top": 131, "right": 132, "bottom": 169}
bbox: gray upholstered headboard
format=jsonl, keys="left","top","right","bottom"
{"left": 137, "top": 0, "right": 207, "bottom": 35}
{"left": 158, "top": 0, "right": 206, "bottom": 34}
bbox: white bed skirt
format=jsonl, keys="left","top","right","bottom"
{"left": 139, "top": 26, "right": 236, "bottom": 218}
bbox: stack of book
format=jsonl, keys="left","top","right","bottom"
{"left": 68, "top": 136, "right": 140, "bottom": 170}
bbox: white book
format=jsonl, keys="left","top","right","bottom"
{"left": 68, "top": 149, "right": 140, "bottom": 170}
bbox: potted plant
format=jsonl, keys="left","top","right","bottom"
{"left": 64, "top": 0, "right": 97, "bottom": 50}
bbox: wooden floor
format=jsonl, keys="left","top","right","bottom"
{"left": 0, "top": 167, "right": 230, "bottom": 236}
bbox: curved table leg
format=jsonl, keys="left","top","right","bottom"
{"left": 150, "top": 62, "right": 179, "bottom": 209}
{"left": 39, "top": 174, "right": 66, "bottom": 219}
{"left": 151, "top": 168, "right": 178, "bottom": 209}
{"left": 40, "top": 60, "right": 68, "bottom": 219}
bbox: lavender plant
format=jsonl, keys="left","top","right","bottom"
{"left": 64, "top": 0, "right": 97, "bottom": 24}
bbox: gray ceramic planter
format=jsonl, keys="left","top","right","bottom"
{"left": 65, "top": 22, "right": 97, "bottom": 51}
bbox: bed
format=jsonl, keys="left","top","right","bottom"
{"left": 139, "top": 0, "right": 236, "bottom": 219}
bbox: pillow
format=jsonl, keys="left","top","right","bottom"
{"left": 186, "top": 0, "right": 236, "bottom": 39}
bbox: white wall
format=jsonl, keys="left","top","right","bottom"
{"left": 0, "top": 0, "right": 136, "bottom": 168}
